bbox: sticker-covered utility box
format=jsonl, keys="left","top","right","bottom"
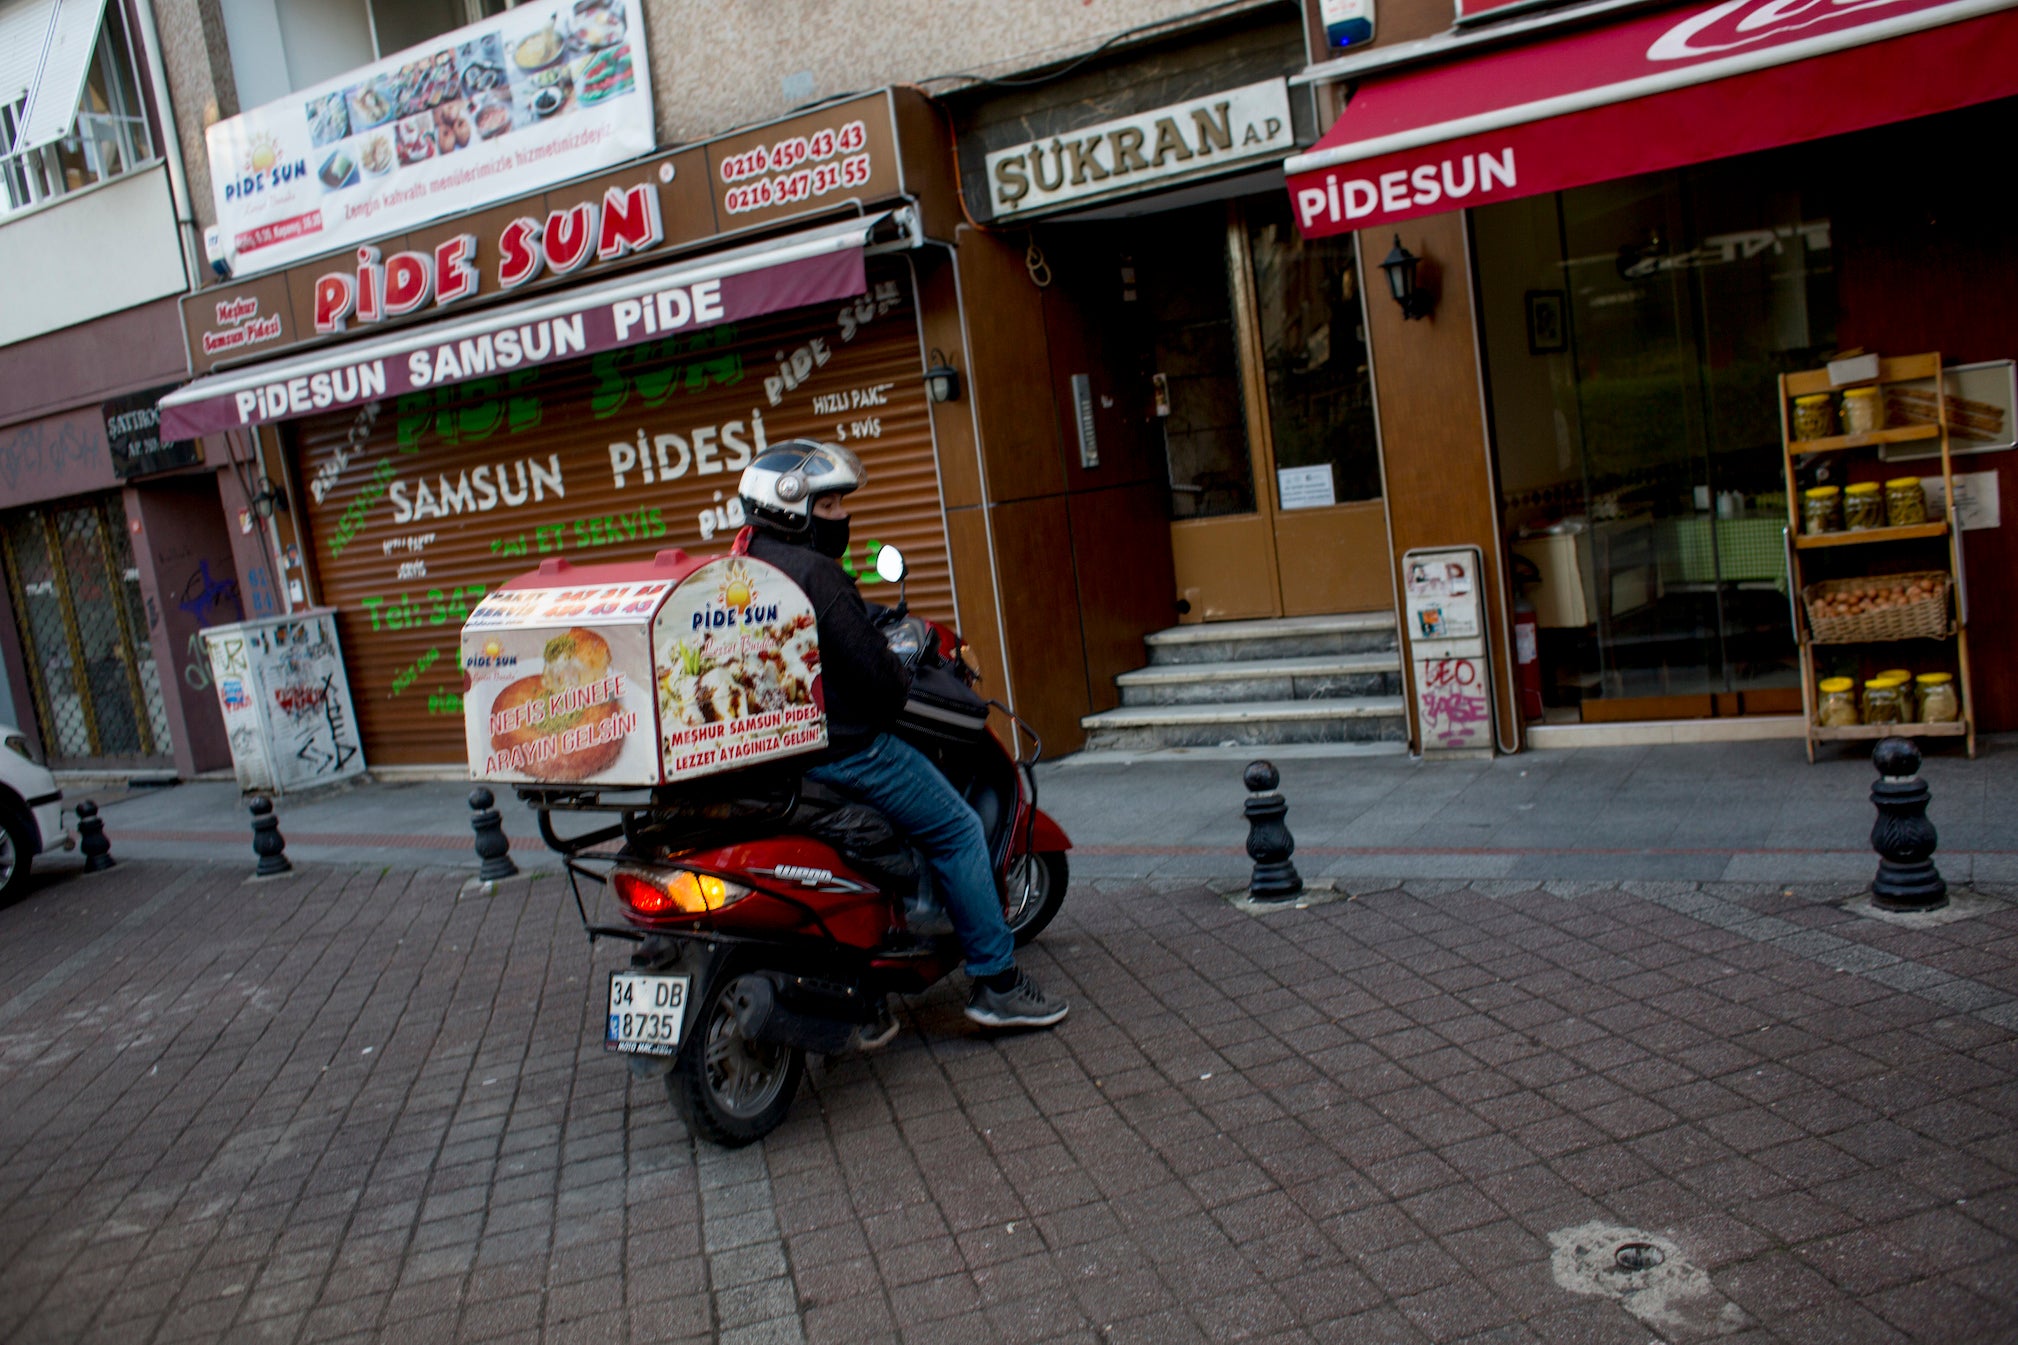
{"left": 202, "top": 609, "right": 367, "bottom": 794}
{"left": 1401, "top": 544, "right": 1494, "bottom": 757}
{"left": 461, "top": 547, "right": 825, "bottom": 785}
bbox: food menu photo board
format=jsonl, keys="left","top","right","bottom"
{"left": 459, "top": 557, "right": 827, "bottom": 787}
{"left": 651, "top": 556, "right": 826, "bottom": 782}
{"left": 462, "top": 580, "right": 666, "bottom": 785}
{"left": 208, "top": 0, "right": 654, "bottom": 277}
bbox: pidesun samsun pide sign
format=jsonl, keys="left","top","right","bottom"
{"left": 158, "top": 184, "right": 873, "bottom": 441}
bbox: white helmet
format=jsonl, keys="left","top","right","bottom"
{"left": 738, "top": 439, "right": 866, "bottom": 533}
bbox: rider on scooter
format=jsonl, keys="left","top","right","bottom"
{"left": 738, "top": 440, "right": 1069, "bottom": 1031}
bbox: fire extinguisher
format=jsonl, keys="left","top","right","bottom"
{"left": 1510, "top": 552, "right": 1545, "bottom": 722}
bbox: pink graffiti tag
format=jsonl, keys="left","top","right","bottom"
{"left": 1419, "top": 658, "right": 1490, "bottom": 745}
{"left": 1422, "top": 658, "right": 1478, "bottom": 689}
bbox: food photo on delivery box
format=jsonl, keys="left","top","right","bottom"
{"left": 460, "top": 549, "right": 826, "bottom": 786}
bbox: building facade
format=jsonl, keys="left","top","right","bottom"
{"left": 1284, "top": 0, "right": 2018, "bottom": 750}
{"left": 92, "top": 0, "right": 1282, "bottom": 773}
{"left": 0, "top": 0, "right": 226, "bottom": 774}
{"left": 9, "top": 0, "right": 2008, "bottom": 777}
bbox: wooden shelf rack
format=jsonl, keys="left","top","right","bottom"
{"left": 1781, "top": 353, "right": 1976, "bottom": 761}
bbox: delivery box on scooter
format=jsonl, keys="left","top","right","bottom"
{"left": 460, "top": 546, "right": 825, "bottom": 786}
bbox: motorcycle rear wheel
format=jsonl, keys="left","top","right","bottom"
{"left": 1004, "top": 852, "right": 1068, "bottom": 947}
{"left": 667, "top": 972, "right": 805, "bottom": 1147}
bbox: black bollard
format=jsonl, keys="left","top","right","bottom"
{"left": 469, "top": 787, "right": 519, "bottom": 881}
{"left": 1870, "top": 737, "right": 1945, "bottom": 912}
{"left": 76, "top": 800, "right": 114, "bottom": 872}
{"left": 1243, "top": 760, "right": 1303, "bottom": 901}
{"left": 249, "top": 796, "right": 293, "bottom": 877}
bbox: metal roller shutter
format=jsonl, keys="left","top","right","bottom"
{"left": 295, "top": 261, "right": 948, "bottom": 767}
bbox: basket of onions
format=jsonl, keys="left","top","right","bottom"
{"left": 1802, "top": 571, "right": 1950, "bottom": 643}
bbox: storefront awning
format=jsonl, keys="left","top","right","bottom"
{"left": 1285, "top": 0, "right": 2018, "bottom": 237}
{"left": 159, "top": 210, "right": 905, "bottom": 442}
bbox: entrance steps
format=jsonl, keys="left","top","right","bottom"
{"left": 1079, "top": 613, "right": 1409, "bottom": 752}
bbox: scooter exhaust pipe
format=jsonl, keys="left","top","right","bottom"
{"left": 729, "top": 974, "right": 857, "bottom": 1056}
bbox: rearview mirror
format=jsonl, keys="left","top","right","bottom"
{"left": 874, "top": 544, "right": 907, "bottom": 584}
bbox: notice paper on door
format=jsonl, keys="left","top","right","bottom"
{"left": 1278, "top": 464, "right": 1335, "bottom": 510}
{"left": 1923, "top": 470, "right": 2002, "bottom": 531}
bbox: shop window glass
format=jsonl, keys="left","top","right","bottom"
{"left": 1, "top": 5, "right": 152, "bottom": 218}
{"left": 1244, "top": 192, "right": 1381, "bottom": 507}
{"left": 1477, "top": 154, "right": 1835, "bottom": 720}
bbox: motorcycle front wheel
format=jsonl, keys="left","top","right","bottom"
{"left": 1004, "top": 851, "right": 1068, "bottom": 947}
{"left": 667, "top": 972, "right": 805, "bottom": 1147}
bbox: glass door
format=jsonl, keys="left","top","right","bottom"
{"left": 1477, "top": 162, "right": 1827, "bottom": 721}
{"left": 1238, "top": 193, "right": 1388, "bottom": 615}
{"left": 1129, "top": 201, "right": 1281, "bottom": 621}
{"left": 1114, "top": 196, "right": 1390, "bottom": 623}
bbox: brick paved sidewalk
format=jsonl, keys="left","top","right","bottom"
{"left": 3, "top": 860, "right": 2017, "bottom": 1343}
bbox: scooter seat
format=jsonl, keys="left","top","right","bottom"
{"left": 789, "top": 782, "right": 921, "bottom": 899}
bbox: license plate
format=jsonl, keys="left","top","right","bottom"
{"left": 605, "top": 972, "right": 690, "bottom": 1055}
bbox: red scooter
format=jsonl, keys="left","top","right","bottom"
{"left": 524, "top": 546, "right": 1070, "bottom": 1146}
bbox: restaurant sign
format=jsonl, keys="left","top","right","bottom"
{"left": 183, "top": 150, "right": 710, "bottom": 376}
{"left": 183, "top": 92, "right": 913, "bottom": 377}
{"left": 158, "top": 216, "right": 883, "bottom": 441}
{"left": 205, "top": 0, "right": 655, "bottom": 278}
{"left": 985, "top": 79, "right": 1295, "bottom": 218}
{"left": 1286, "top": 0, "right": 2013, "bottom": 236}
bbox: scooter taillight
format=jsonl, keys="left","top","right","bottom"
{"left": 612, "top": 865, "right": 749, "bottom": 917}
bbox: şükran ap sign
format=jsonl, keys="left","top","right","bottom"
{"left": 986, "top": 80, "right": 1294, "bottom": 218}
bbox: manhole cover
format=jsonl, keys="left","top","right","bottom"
{"left": 1550, "top": 1221, "right": 1749, "bottom": 1337}
{"left": 1615, "top": 1241, "right": 1664, "bottom": 1272}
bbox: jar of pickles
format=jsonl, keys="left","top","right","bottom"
{"left": 1886, "top": 476, "right": 1927, "bottom": 526}
{"left": 1817, "top": 676, "right": 1859, "bottom": 727}
{"left": 1862, "top": 676, "right": 1906, "bottom": 725}
{"left": 1803, "top": 485, "right": 1843, "bottom": 534}
{"left": 1844, "top": 481, "right": 1886, "bottom": 530}
{"left": 1840, "top": 386, "right": 1883, "bottom": 435}
{"left": 1793, "top": 393, "right": 1837, "bottom": 440}
{"left": 1915, "top": 672, "right": 1960, "bottom": 723}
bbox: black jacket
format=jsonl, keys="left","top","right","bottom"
{"left": 747, "top": 531, "right": 908, "bottom": 757}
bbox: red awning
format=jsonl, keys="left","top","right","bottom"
{"left": 1286, "top": 0, "right": 2018, "bottom": 237}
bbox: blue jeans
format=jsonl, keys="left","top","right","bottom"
{"left": 806, "top": 732, "right": 1015, "bottom": 978}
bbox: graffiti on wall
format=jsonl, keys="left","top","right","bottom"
{"left": 0, "top": 416, "right": 105, "bottom": 501}
{"left": 1417, "top": 657, "right": 1492, "bottom": 750}
{"left": 176, "top": 558, "right": 245, "bottom": 690}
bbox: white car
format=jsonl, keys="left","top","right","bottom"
{"left": 0, "top": 726, "right": 64, "bottom": 903}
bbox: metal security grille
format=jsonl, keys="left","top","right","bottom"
{"left": 1, "top": 496, "right": 170, "bottom": 765}
{"left": 294, "top": 260, "right": 950, "bottom": 766}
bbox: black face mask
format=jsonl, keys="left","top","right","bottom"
{"left": 810, "top": 511, "right": 851, "bottom": 560}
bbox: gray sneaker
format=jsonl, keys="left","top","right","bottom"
{"left": 965, "top": 969, "right": 1068, "bottom": 1029}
